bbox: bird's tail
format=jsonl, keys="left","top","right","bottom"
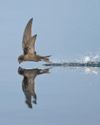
{"left": 42, "top": 55, "right": 51, "bottom": 63}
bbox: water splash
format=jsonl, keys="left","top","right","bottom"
{"left": 44, "top": 53, "right": 100, "bottom": 75}
{"left": 82, "top": 54, "right": 100, "bottom": 63}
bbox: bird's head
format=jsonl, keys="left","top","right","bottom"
{"left": 18, "top": 55, "right": 24, "bottom": 64}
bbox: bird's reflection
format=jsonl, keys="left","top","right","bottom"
{"left": 18, "top": 67, "right": 50, "bottom": 108}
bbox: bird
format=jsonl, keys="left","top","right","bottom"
{"left": 18, "top": 18, "right": 51, "bottom": 64}
{"left": 18, "top": 67, "right": 50, "bottom": 108}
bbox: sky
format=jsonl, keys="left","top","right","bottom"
{"left": 0, "top": 0, "right": 100, "bottom": 62}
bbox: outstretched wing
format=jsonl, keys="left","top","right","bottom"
{"left": 23, "top": 34, "right": 37, "bottom": 55}
{"left": 28, "top": 34, "right": 37, "bottom": 55}
{"left": 22, "top": 18, "right": 33, "bottom": 54}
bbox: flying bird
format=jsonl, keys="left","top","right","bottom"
{"left": 18, "top": 67, "right": 50, "bottom": 108}
{"left": 18, "top": 18, "right": 51, "bottom": 63}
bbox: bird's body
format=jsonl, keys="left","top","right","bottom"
{"left": 18, "top": 18, "right": 51, "bottom": 63}
{"left": 19, "top": 54, "right": 50, "bottom": 62}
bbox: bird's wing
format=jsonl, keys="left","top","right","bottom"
{"left": 23, "top": 34, "right": 37, "bottom": 55}
{"left": 28, "top": 34, "right": 37, "bottom": 55}
{"left": 22, "top": 18, "right": 33, "bottom": 54}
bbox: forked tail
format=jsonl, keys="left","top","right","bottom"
{"left": 42, "top": 55, "right": 51, "bottom": 63}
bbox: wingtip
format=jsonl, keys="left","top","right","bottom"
{"left": 34, "top": 34, "right": 37, "bottom": 37}
{"left": 27, "top": 18, "right": 33, "bottom": 24}
{"left": 30, "top": 18, "right": 33, "bottom": 22}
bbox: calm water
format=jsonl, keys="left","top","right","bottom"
{"left": 0, "top": 0, "right": 100, "bottom": 125}
{"left": 0, "top": 57, "right": 100, "bottom": 125}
